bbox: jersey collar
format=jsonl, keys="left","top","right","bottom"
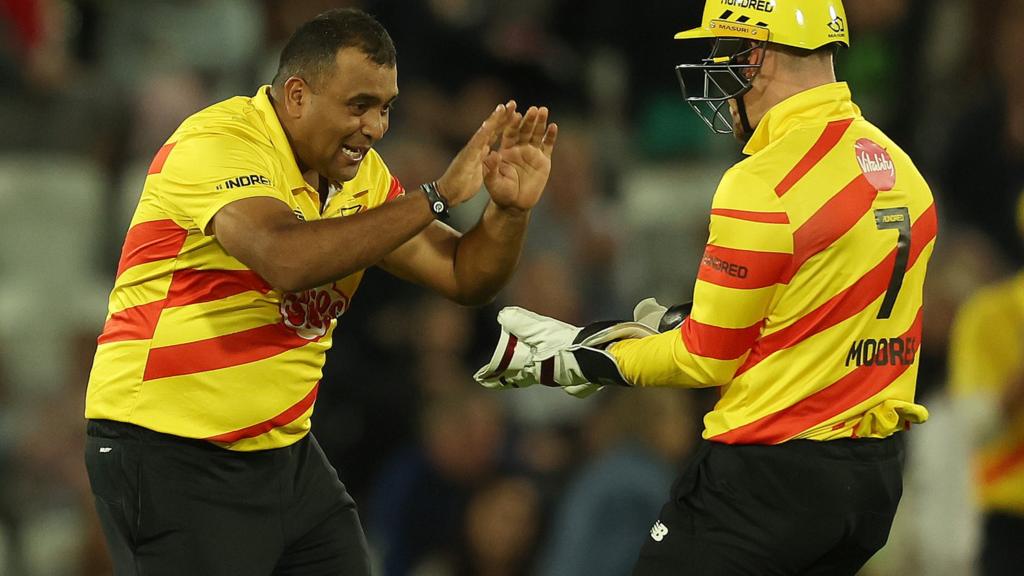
{"left": 743, "top": 82, "right": 861, "bottom": 156}
{"left": 252, "top": 85, "right": 311, "bottom": 193}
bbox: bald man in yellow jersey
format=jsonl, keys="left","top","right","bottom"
{"left": 476, "top": 1, "right": 936, "bottom": 574}
{"left": 84, "top": 8, "right": 557, "bottom": 576}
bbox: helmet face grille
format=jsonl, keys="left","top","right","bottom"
{"left": 675, "top": 38, "right": 764, "bottom": 135}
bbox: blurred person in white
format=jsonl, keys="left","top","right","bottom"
{"left": 83, "top": 8, "right": 557, "bottom": 575}
{"left": 478, "top": 0, "right": 939, "bottom": 573}
{"left": 949, "top": 190, "right": 1024, "bottom": 576}
{"left": 539, "top": 389, "right": 695, "bottom": 576}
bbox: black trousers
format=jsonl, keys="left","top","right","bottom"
{"left": 632, "top": 435, "right": 905, "bottom": 576}
{"left": 84, "top": 419, "right": 370, "bottom": 576}
{"left": 980, "top": 511, "right": 1024, "bottom": 576}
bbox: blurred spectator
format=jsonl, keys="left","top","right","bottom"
{"left": 454, "top": 476, "right": 543, "bottom": 576}
{"left": 369, "top": 388, "right": 513, "bottom": 576}
{"left": 948, "top": 192, "right": 1024, "bottom": 575}
{"left": 538, "top": 389, "right": 694, "bottom": 576}
{"left": 0, "top": 0, "right": 75, "bottom": 93}
{"left": 941, "top": 0, "right": 1024, "bottom": 265}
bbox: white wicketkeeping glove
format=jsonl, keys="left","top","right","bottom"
{"left": 474, "top": 307, "right": 658, "bottom": 398}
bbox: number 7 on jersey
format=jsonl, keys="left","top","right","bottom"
{"left": 873, "top": 207, "right": 911, "bottom": 320}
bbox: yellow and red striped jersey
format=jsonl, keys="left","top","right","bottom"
{"left": 610, "top": 82, "right": 936, "bottom": 444}
{"left": 950, "top": 273, "right": 1024, "bottom": 514}
{"left": 86, "top": 86, "right": 405, "bottom": 451}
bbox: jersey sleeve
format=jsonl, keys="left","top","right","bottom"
{"left": 610, "top": 167, "right": 794, "bottom": 388}
{"left": 152, "top": 133, "right": 290, "bottom": 234}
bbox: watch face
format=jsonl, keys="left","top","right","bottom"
{"left": 433, "top": 201, "right": 445, "bottom": 213}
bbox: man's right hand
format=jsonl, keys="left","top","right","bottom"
{"left": 434, "top": 102, "right": 516, "bottom": 208}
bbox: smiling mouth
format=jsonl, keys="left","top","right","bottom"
{"left": 341, "top": 145, "right": 365, "bottom": 162}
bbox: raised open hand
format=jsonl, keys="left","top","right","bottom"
{"left": 483, "top": 103, "right": 558, "bottom": 212}
{"left": 435, "top": 103, "right": 515, "bottom": 208}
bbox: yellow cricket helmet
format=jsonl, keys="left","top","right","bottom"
{"left": 675, "top": 0, "right": 850, "bottom": 49}
{"left": 673, "top": 0, "right": 849, "bottom": 136}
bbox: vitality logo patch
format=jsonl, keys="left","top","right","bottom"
{"left": 855, "top": 139, "right": 896, "bottom": 191}
{"left": 280, "top": 286, "right": 350, "bottom": 340}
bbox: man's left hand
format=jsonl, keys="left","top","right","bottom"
{"left": 483, "top": 104, "right": 558, "bottom": 212}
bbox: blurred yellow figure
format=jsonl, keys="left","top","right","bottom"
{"left": 949, "top": 191, "right": 1024, "bottom": 576}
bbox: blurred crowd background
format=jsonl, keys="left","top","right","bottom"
{"left": 1, "top": 0, "right": 1022, "bottom": 574}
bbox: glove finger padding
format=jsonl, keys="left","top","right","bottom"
{"left": 497, "top": 307, "right": 581, "bottom": 355}
{"left": 633, "top": 298, "right": 669, "bottom": 331}
{"left": 474, "top": 326, "right": 536, "bottom": 389}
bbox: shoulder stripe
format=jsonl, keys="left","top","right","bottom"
{"left": 783, "top": 174, "right": 878, "bottom": 282}
{"left": 710, "top": 208, "right": 790, "bottom": 224}
{"left": 713, "top": 307, "right": 922, "bottom": 444}
{"left": 736, "top": 203, "right": 937, "bottom": 377}
{"left": 682, "top": 318, "right": 764, "bottom": 360}
{"left": 147, "top": 142, "right": 177, "bottom": 175}
{"left": 143, "top": 322, "right": 321, "bottom": 381}
{"left": 205, "top": 382, "right": 319, "bottom": 444}
{"left": 386, "top": 175, "right": 405, "bottom": 202}
{"left": 774, "top": 118, "right": 853, "bottom": 197}
{"left": 699, "top": 244, "right": 790, "bottom": 290}
{"left": 116, "top": 219, "right": 188, "bottom": 279}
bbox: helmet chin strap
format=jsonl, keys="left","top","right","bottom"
{"left": 734, "top": 93, "right": 756, "bottom": 142}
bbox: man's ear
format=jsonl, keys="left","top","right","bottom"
{"left": 281, "top": 76, "right": 309, "bottom": 118}
{"left": 744, "top": 42, "right": 766, "bottom": 79}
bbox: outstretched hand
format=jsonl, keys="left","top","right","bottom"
{"left": 483, "top": 102, "right": 558, "bottom": 212}
{"left": 435, "top": 103, "right": 515, "bottom": 208}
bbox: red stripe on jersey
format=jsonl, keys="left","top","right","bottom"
{"left": 97, "top": 299, "right": 166, "bottom": 344}
{"left": 736, "top": 203, "right": 937, "bottom": 378}
{"left": 775, "top": 118, "right": 854, "bottom": 197}
{"left": 147, "top": 143, "right": 176, "bottom": 175}
{"left": 165, "top": 268, "right": 273, "bottom": 307}
{"left": 981, "top": 445, "right": 1024, "bottom": 486}
{"left": 783, "top": 174, "right": 878, "bottom": 282}
{"left": 681, "top": 318, "right": 764, "bottom": 360}
{"left": 205, "top": 382, "right": 320, "bottom": 444}
{"left": 116, "top": 219, "right": 188, "bottom": 279}
{"left": 710, "top": 208, "right": 790, "bottom": 224}
{"left": 142, "top": 322, "right": 321, "bottom": 381}
{"left": 698, "top": 244, "right": 791, "bottom": 290}
{"left": 713, "top": 308, "right": 923, "bottom": 444}
{"left": 98, "top": 269, "right": 273, "bottom": 345}
{"left": 386, "top": 175, "right": 405, "bottom": 202}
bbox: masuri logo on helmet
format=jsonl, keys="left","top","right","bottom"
{"left": 674, "top": 0, "right": 850, "bottom": 135}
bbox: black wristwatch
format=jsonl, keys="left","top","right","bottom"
{"left": 421, "top": 181, "right": 449, "bottom": 221}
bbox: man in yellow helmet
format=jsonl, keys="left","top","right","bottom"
{"left": 475, "top": 1, "right": 937, "bottom": 573}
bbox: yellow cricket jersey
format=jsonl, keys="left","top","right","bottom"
{"left": 86, "top": 86, "right": 405, "bottom": 451}
{"left": 950, "top": 273, "right": 1024, "bottom": 514}
{"left": 610, "top": 83, "right": 936, "bottom": 444}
